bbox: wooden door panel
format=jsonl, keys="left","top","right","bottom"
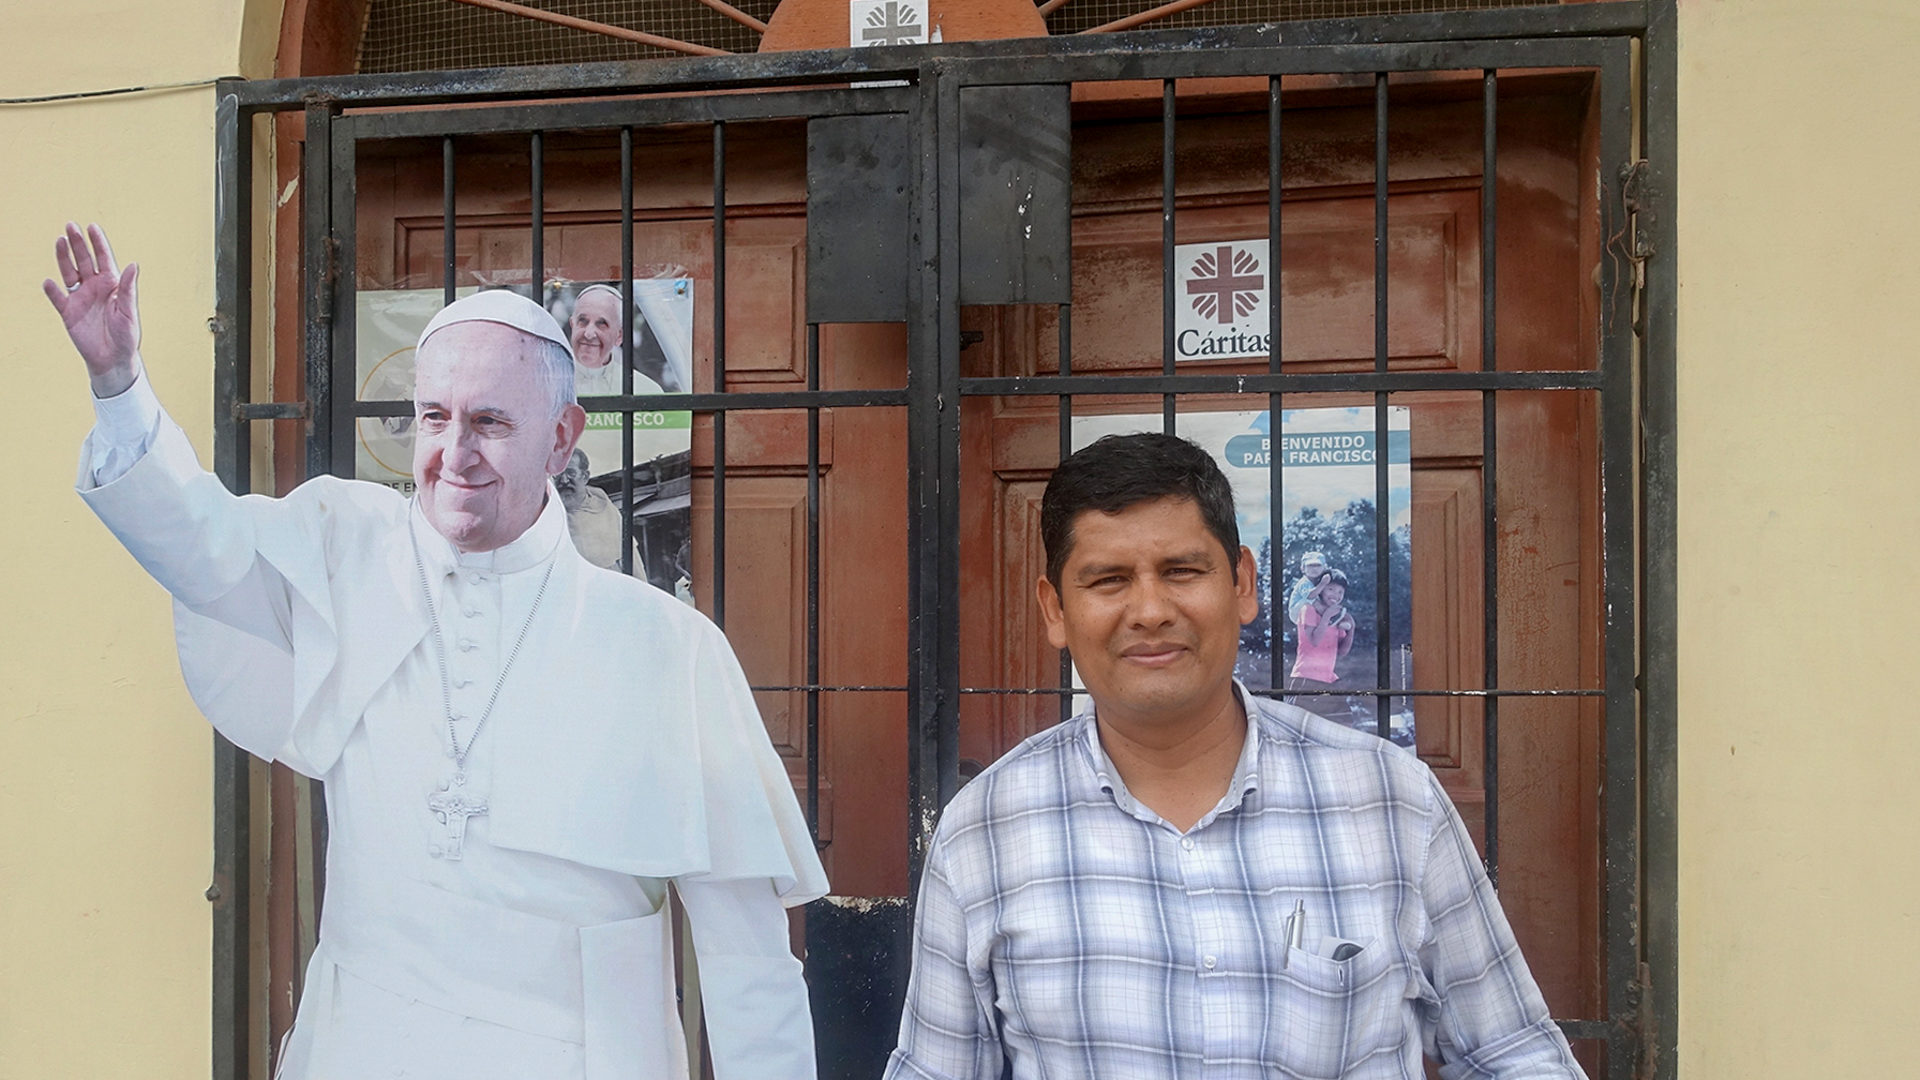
{"left": 692, "top": 476, "right": 809, "bottom": 758}
{"left": 1029, "top": 190, "right": 1480, "bottom": 375}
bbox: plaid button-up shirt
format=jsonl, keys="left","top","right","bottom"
{"left": 884, "top": 688, "right": 1585, "bottom": 1080}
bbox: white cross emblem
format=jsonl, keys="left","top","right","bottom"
{"left": 851, "top": 0, "right": 928, "bottom": 48}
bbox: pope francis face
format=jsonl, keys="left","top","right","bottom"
{"left": 412, "top": 321, "right": 586, "bottom": 552}
{"left": 569, "top": 288, "right": 622, "bottom": 371}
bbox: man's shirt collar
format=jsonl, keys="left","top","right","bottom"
{"left": 1078, "top": 680, "right": 1265, "bottom": 833}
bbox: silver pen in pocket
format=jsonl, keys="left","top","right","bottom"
{"left": 1284, "top": 899, "right": 1305, "bottom": 968}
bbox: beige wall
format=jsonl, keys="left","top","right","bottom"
{"left": 1676, "top": 1, "right": 1920, "bottom": 1076}
{"left": 0, "top": 3, "right": 278, "bottom": 1078}
{"left": 3, "top": 0, "right": 1917, "bottom": 1076}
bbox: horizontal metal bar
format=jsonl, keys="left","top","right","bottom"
{"left": 961, "top": 370, "right": 1603, "bottom": 396}
{"left": 752, "top": 684, "right": 909, "bottom": 693}
{"left": 350, "top": 86, "right": 914, "bottom": 141}
{"left": 1251, "top": 688, "right": 1607, "bottom": 698}
{"left": 234, "top": 401, "right": 310, "bottom": 421}
{"left": 958, "top": 686, "right": 1605, "bottom": 698}
{"left": 946, "top": 37, "right": 1618, "bottom": 87}
{"left": 350, "top": 388, "right": 909, "bottom": 415}
{"left": 223, "top": 50, "right": 926, "bottom": 111}
{"left": 217, "top": 3, "right": 1645, "bottom": 112}
{"left": 1556, "top": 1019, "right": 1615, "bottom": 1042}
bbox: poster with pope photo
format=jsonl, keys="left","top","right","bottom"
{"left": 356, "top": 280, "right": 694, "bottom": 600}
{"left": 1070, "top": 408, "right": 1414, "bottom": 746}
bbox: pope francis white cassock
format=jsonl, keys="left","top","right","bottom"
{"left": 45, "top": 223, "right": 828, "bottom": 1080}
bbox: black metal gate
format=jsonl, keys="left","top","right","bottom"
{"left": 211, "top": 3, "right": 1676, "bottom": 1077}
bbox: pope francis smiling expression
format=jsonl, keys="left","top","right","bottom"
{"left": 411, "top": 319, "right": 587, "bottom": 554}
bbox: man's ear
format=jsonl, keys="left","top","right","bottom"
{"left": 1235, "top": 545, "right": 1259, "bottom": 627}
{"left": 1036, "top": 574, "right": 1071, "bottom": 651}
{"left": 547, "top": 403, "right": 588, "bottom": 475}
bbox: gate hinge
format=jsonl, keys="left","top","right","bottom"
{"left": 1607, "top": 159, "right": 1654, "bottom": 336}
{"left": 1620, "top": 160, "right": 1655, "bottom": 260}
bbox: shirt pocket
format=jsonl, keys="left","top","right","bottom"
{"left": 1267, "top": 937, "right": 1408, "bottom": 1080}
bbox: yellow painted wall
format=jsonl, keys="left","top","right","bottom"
{"left": 0, "top": 3, "right": 279, "bottom": 1078}
{"left": 4, "top": 0, "right": 1918, "bottom": 1077}
{"left": 1677, "top": 1, "right": 1920, "bottom": 1076}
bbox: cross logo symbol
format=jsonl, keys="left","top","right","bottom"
{"left": 861, "top": 0, "right": 925, "bottom": 45}
{"left": 1186, "top": 244, "right": 1264, "bottom": 325}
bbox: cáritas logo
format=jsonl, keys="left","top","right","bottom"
{"left": 1174, "top": 238, "right": 1273, "bottom": 362}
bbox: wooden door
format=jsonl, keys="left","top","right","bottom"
{"left": 957, "top": 76, "right": 1605, "bottom": 1036}
{"left": 345, "top": 74, "right": 1608, "bottom": 1043}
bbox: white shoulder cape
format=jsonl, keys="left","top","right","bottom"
{"left": 82, "top": 419, "right": 827, "bottom": 903}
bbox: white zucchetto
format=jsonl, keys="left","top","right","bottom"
{"left": 418, "top": 288, "right": 574, "bottom": 361}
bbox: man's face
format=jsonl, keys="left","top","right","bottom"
{"left": 554, "top": 452, "right": 591, "bottom": 510}
{"left": 569, "top": 290, "right": 621, "bottom": 370}
{"left": 412, "top": 321, "right": 585, "bottom": 552}
{"left": 1037, "top": 496, "right": 1257, "bottom": 732}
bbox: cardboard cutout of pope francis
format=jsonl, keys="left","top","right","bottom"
{"left": 45, "top": 223, "right": 828, "bottom": 1080}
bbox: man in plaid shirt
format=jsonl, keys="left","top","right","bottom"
{"left": 884, "top": 433, "right": 1585, "bottom": 1080}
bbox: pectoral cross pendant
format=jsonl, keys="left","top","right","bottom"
{"left": 427, "top": 772, "right": 487, "bottom": 861}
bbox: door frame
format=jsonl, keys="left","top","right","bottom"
{"left": 209, "top": 4, "right": 1678, "bottom": 1076}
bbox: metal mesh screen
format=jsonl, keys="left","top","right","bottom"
{"left": 356, "top": 0, "right": 780, "bottom": 70}
{"left": 357, "top": 0, "right": 1557, "bottom": 71}
{"left": 1045, "top": 0, "right": 1551, "bottom": 36}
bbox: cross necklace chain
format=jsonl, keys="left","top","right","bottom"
{"left": 410, "top": 522, "right": 554, "bottom": 860}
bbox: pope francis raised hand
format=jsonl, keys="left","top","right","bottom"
{"left": 46, "top": 222, "right": 828, "bottom": 1080}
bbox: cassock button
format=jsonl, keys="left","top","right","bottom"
{"left": 458, "top": 638, "right": 478, "bottom": 652}
{"left": 453, "top": 677, "right": 472, "bottom": 688}
{"left": 463, "top": 608, "right": 481, "bottom": 618}
{"left": 466, "top": 572, "right": 483, "bottom": 585}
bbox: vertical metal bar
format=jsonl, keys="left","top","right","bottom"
{"left": 1480, "top": 68, "right": 1501, "bottom": 887}
{"left": 906, "top": 63, "right": 962, "bottom": 882}
{"left": 621, "top": 127, "right": 636, "bottom": 578}
{"left": 530, "top": 131, "right": 544, "bottom": 302}
{"left": 1641, "top": 4, "right": 1682, "bottom": 1076}
{"left": 210, "top": 87, "right": 251, "bottom": 1080}
{"left": 904, "top": 66, "right": 945, "bottom": 886}
{"left": 329, "top": 116, "right": 359, "bottom": 478}
{"left": 1372, "top": 72, "right": 1392, "bottom": 741}
{"left": 1161, "top": 78, "right": 1176, "bottom": 435}
{"left": 442, "top": 136, "right": 456, "bottom": 306}
{"left": 1058, "top": 304, "right": 1073, "bottom": 725}
{"left": 1267, "top": 75, "right": 1285, "bottom": 698}
{"left": 806, "top": 322, "right": 822, "bottom": 838}
{"left": 933, "top": 72, "right": 964, "bottom": 818}
{"left": 321, "top": 118, "right": 361, "bottom": 933}
{"left": 1594, "top": 42, "right": 1641, "bottom": 1080}
{"left": 214, "top": 94, "right": 252, "bottom": 496}
{"left": 301, "top": 102, "right": 334, "bottom": 489}
{"left": 711, "top": 122, "right": 728, "bottom": 629}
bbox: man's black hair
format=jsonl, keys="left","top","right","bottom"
{"left": 1041, "top": 432, "right": 1242, "bottom": 586}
